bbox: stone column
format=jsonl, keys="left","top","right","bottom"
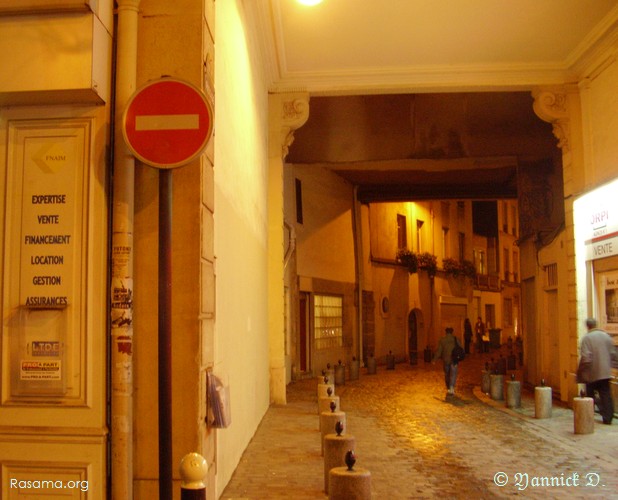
{"left": 268, "top": 94, "right": 309, "bottom": 404}
{"left": 532, "top": 86, "right": 585, "bottom": 404}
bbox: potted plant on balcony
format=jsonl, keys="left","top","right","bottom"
{"left": 417, "top": 252, "right": 437, "bottom": 278}
{"left": 443, "top": 258, "right": 477, "bottom": 280}
{"left": 396, "top": 248, "right": 418, "bottom": 274}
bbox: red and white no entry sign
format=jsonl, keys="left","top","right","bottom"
{"left": 123, "top": 78, "right": 213, "bottom": 169}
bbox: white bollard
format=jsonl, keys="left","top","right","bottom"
{"left": 535, "top": 384, "right": 552, "bottom": 419}
{"left": 324, "top": 432, "right": 356, "bottom": 493}
{"left": 320, "top": 411, "right": 346, "bottom": 456}
{"left": 318, "top": 376, "right": 336, "bottom": 398}
{"left": 318, "top": 395, "right": 341, "bottom": 415}
{"left": 573, "top": 396, "right": 595, "bottom": 434}
{"left": 329, "top": 465, "right": 371, "bottom": 500}
{"left": 179, "top": 452, "right": 207, "bottom": 500}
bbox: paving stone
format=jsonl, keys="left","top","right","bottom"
{"left": 221, "top": 349, "right": 618, "bottom": 499}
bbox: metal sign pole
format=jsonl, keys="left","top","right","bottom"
{"left": 158, "top": 168, "right": 173, "bottom": 499}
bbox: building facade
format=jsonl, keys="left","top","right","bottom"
{"left": 1, "top": 1, "right": 618, "bottom": 498}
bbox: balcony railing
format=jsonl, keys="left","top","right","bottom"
{"left": 475, "top": 273, "right": 501, "bottom": 291}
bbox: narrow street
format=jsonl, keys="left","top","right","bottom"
{"left": 222, "top": 349, "right": 618, "bottom": 499}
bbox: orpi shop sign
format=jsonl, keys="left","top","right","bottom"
{"left": 574, "top": 178, "right": 618, "bottom": 261}
{"left": 123, "top": 78, "right": 213, "bottom": 169}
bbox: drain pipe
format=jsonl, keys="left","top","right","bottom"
{"left": 352, "top": 187, "right": 364, "bottom": 365}
{"left": 110, "top": 0, "right": 140, "bottom": 498}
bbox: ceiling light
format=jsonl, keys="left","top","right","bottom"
{"left": 297, "top": 0, "right": 324, "bottom": 6}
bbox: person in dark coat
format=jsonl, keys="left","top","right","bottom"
{"left": 577, "top": 318, "right": 618, "bottom": 424}
{"left": 464, "top": 318, "right": 473, "bottom": 354}
{"left": 475, "top": 317, "right": 485, "bottom": 353}
{"left": 433, "top": 327, "right": 460, "bottom": 395}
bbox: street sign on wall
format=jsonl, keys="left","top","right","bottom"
{"left": 123, "top": 78, "right": 213, "bottom": 169}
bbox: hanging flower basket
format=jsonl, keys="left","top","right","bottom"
{"left": 443, "top": 257, "right": 477, "bottom": 279}
{"left": 396, "top": 248, "right": 418, "bottom": 273}
{"left": 417, "top": 252, "right": 437, "bottom": 278}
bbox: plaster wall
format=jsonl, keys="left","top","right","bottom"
{"left": 291, "top": 165, "right": 356, "bottom": 284}
{"left": 214, "top": 0, "right": 271, "bottom": 494}
{"left": 581, "top": 59, "right": 618, "bottom": 188}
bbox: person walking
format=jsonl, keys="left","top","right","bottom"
{"left": 433, "top": 327, "right": 461, "bottom": 395}
{"left": 577, "top": 318, "right": 618, "bottom": 425}
{"left": 475, "top": 317, "right": 485, "bottom": 353}
{"left": 464, "top": 318, "right": 473, "bottom": 354}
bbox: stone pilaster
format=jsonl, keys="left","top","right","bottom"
{"left": 532, "top": 86, "right": 585, "bottom": 402}
{"left": 268, "top": 93, "right": 309, "bottom": 404}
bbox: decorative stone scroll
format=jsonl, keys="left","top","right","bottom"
{"left": 269, "top": 94, "right": 310, "bottom": 160}
{"left": 532, "top": 89, "right": 570, "bottom": 153}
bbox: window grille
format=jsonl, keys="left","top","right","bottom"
{"left": 314, "top": 294, "right": 343, "bottom": 350}
{"left": 545, "top": 263, "right": 558, "bottom": 288}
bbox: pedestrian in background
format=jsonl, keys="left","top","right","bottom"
{"left": 433, "top": 327, "right": 460, "bottom": 395}
{"left": 475, "top": 316, "right": 485, "bottom": 353}
{"left": 577, "top": 318, "right": 618, "bottom": 425}
{"left": 464, "top": 318, "right": 473, "bottom": 354}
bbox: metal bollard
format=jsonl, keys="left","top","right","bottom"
{"left": 490, "top": 374, "right": 504, "bottom": 401}
{"left": 366, "top": 355, "right": 377, "bottom": 375}
{"left": 179, "top": 452, "right": 207, "bottom": 500}
{"left": 349, "top": 357, "right": 360, "bottom": 381}
{"left": 335, "top": 360, "right": 346, "bottom": 385}
{"left": 481, "top": 363, "right": 491, "bottom": 394}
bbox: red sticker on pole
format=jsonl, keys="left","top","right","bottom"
{"left": 123, "top": 78, "right": 213, "bottom": 169}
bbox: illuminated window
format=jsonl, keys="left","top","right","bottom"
{"left": 314, "top": 294, "right": 343, "bottom": 350}
{"left": 442, "top": 227, "right": 449, "bottom": 258}
{"left": 397, "top": 214, "right": 407, "bottom": 249}
{"left": 545, "top": 263, "right": 558, "bottom": 288}
{"left": 458, "top": 232, "right": 465, "bottom": 261}
{"left": 416, "top": 220, "right": 424, "bottom": 252}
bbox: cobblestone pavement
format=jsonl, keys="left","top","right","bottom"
{"left": 221, "top": 350, "right": 618, "bottom": 499}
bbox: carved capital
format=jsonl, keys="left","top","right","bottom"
{"left": 532, "top": 88, "right": 570, "bottom": 153}
{"left": 269, "top": 94, "right": 310, "bottom": 160}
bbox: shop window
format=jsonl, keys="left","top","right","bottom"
{"left": 314, "top": 294, "right": 343, "bottom": 350}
